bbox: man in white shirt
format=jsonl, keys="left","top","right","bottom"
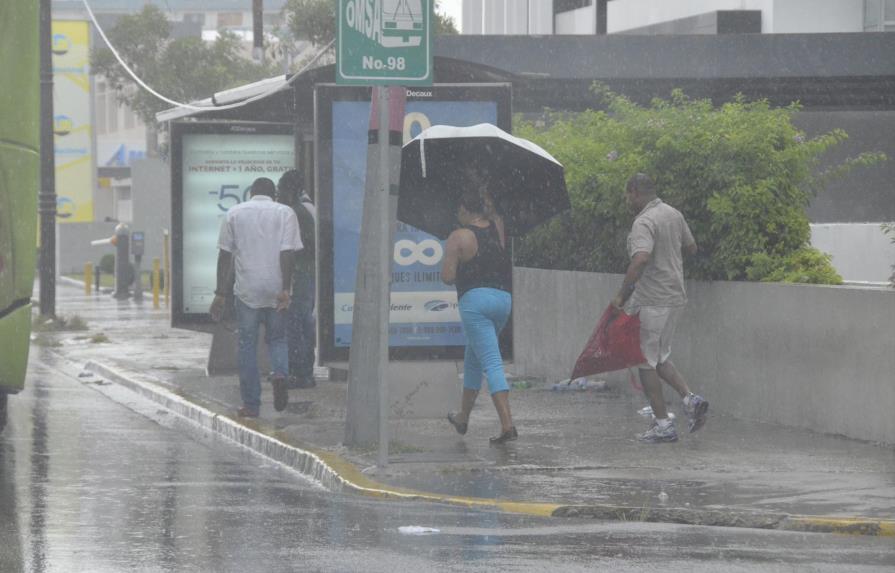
{"left": 210, "top": 177, "right": 302, "bottom": 417}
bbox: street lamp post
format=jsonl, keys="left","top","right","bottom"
{"left": 39, "top": 0, "right": 57, "bottom": 317}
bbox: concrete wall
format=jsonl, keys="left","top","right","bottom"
{"left": 811, "top": 223, "right": 895, "bottom": 284}
{"left": 130, "top": 157, "right": 171, "bottom": 269}
{"left": 798, "top": 110, "right": 895, "bottom": 225}
{"left": 609, "top": 0, "right": 775, "bottom": 33}
{"left": 512, "top": 267, "right": 895, "bottom": 444}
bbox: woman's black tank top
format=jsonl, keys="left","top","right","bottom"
{"left": 455, "top": 223, "right": 512, "bottom": 300}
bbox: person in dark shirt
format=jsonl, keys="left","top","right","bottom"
{"left": 442, "top": 190, "right": 516, "bottom": 444}
{"left": 277, "top": 169, "right": 318, "bottom": 389}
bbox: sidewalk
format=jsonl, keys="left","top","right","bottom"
{"left": 35, "top": 282, "right": 895, "bottom": 535}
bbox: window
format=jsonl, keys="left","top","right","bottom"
{"left": 864, "top": 0, "right": 895, "bottom": 30}
{"left": 217, "top": 12, "right": 243, "bottom": 28}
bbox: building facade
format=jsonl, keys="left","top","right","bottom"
{"left": 463, "top": 0, "right": 893, "bottom": 35}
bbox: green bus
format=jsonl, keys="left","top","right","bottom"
{"left": 0, "top": 2, "right": 39, "bottom": 430}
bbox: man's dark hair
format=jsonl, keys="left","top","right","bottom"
{"left": 277, "top": 169, "right": 303, "bottom": 205}
{"left": 626, "top": 173, "right": 656, "bottom": 197}
{"left": 250, "top": 177, "right": 276, "bottom": 198}
{"left": 458, "top": 190, "right": 486, "bottom": 215}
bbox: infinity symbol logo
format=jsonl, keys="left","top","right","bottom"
{"left": 394, "top": 239, "right": 443, "bottom": 266}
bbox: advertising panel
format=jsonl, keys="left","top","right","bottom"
{"left": 171, "top": 122, "right": 294, "bottom": 326}
{"left": 52, "top": 20, "right": 94, "bottom": 222}
{"left": 316, "top": 84, "right": 512, "bottom": 361}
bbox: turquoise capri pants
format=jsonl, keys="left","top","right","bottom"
{"left": 458, "top": 287, "right": 512, "bottom": 395}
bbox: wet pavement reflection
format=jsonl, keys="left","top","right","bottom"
{"left": 1, "top": 351, "right": 893, "bottom": 572}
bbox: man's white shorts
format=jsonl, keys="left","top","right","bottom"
{"left": 634, "top": 305, "right": 685, "bottom": 370}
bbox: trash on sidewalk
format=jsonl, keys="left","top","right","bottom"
{"left": 398, "top": 526, "right": 440, "bottom": 535}
{"left": 551, "top": 377, "right": 609, "bottom": 392}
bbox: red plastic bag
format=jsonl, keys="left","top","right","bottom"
{"left": 570, "top": 305, "right": 647, "bottom": 380}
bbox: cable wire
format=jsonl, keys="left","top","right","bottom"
{"left": 81, "top": 0, "right": 334, "bottom": 113}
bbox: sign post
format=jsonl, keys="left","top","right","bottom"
{"left": 337, "top": 0, "right": 432, "bottom": 465}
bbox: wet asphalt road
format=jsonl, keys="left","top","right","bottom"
{"left": 0, "top": 349, "right": 892, "bottom": 573}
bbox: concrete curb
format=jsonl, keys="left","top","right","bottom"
{"left": 84, "top": 360, "right": 895, "bottom": 537}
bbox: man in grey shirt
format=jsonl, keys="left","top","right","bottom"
{"left": 611, "top": 173, "right": 708, "bottom": 443}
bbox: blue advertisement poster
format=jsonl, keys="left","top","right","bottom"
{"left": 318, "top": 85, "right": 511, "bottom": 360}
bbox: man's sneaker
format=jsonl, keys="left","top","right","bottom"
{"left": 684, "top": 394, "right": 709, "bottom": 433}
{"left": 637, "top": 420, "right": 678, "bottom": 443}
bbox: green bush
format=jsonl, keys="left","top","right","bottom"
{"left": 745, "top": 248, "right": 842, "bottom": 284}
{"left": 515, "top": 88, "right": 885, "bottom": 284}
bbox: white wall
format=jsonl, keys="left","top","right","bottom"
{"left": 608, "top": 0, "right": 774, "bottom": 33}
{"left": 773, "top": 0, "right": 863, "bottom": 33}
{"left": 462, "top": 0, "right": 484, "bottom": 34}
{"left": 811, "top": 223, "right": 895, "bottom": 284}
{"left": 555, "top": 5, "right": 597, "bottom": 34}
{"left": 529, "top": 0, "right": 554, "bottom": 34}
{"left": 608, "top": 0, "right": 864, "bottom": 33}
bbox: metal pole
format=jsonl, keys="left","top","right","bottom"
{"left": 84, "top": 262, "right": 92, "bottom": 296}
{"left": 38, "top": 0, "right": 56, "bottom": 317}
{"left": 252, "top": 0, "right": 264, "bottom": 63}
{"left": 596, "top": 0, "right": 608, "bottom": 35}
{"left": 152, "top": 257, "right": 160, "bottom": 309}
{"left": 376, "top": 86, "right": 391, "bottom": 468}
{"left": 163, "top": 229, "right": 170, "bottom": 306}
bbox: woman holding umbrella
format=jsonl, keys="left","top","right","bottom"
{"left": 443, "top": 190, "right": 517, "bottom": 444}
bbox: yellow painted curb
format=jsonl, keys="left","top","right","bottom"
{"left": 783, "top": 516, "right": 895, "bottom": 537}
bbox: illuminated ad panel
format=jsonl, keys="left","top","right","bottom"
{"left": 171, "top": 122, "right": 294, "bottom": 326}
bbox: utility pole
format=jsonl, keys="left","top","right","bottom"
{"left": 39, "top": 0, "right": 56, "bottom": 317}
{"left": 596, "top": 0, "right": 608, "bottom": 35}
{"left": 252, "top": 0, "right": 264, "bottom": 63}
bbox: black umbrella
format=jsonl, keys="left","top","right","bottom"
{"left": 398, "top": 123, "right": 569, "bottom": 240}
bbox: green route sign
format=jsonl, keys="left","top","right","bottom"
{"left": 336, "top": 0, "right": 433, "bottom": 86}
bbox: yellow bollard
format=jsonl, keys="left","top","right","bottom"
{"left": 84, "top": 262, "right": 93, "bottom": 296}
{"left": 152, "top": 257, "right": 161, "bottom": 309}
{"left": 163, "top": 230, "right": 170, "bottom": 307}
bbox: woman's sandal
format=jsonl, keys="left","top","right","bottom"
{"left": 489, "top": 426, "right": 518, "bottom": 445}
{"left": 447, "top": 412, "right": 468, "bottom": 435}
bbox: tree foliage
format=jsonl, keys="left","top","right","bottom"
{"left": 90, "top": 5, "right": 272, "bottom": 128}
{"left": 284, "top": 0, "right": 458, "bottom": 46}
{"left": 514, "top": 88, "right": 886, "bottom": 284}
